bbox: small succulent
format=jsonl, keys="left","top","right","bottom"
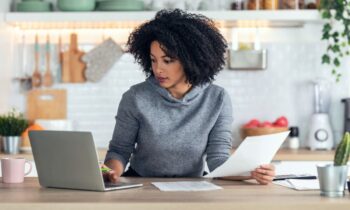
{"left": 334, "top": 132, "right": 350, "bottom": 166}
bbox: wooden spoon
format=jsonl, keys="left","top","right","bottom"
{"left": 43, "top": 34, "right": 53, "bottom": 87}
{"left": 57, "top": 34, "right": 63, "bottom": 83}
{"left": 31, "top": 34, "right": 42, "bottom": 88}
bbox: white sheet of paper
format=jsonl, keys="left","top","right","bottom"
{"left": 287, "top": 179, "right": 320, "bottom": 190}
{"left": 274, "top": 179, "right": 320, "bottom": 191}
{"left": 274, "top": 179, "right": 348, "bottom": 191}
{"left": 152, "top": 181, "right": 222, "bottom": 192}
{"left": 273, "top": 180, "right": 294, "bottom": 189}
{"left": 205, "top": 131, "right": 290, "bottom": 178}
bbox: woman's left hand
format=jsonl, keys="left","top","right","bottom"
{"left": 250, "top": 164, "right": 275, "bottom": 185}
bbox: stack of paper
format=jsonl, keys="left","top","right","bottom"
{"left": 152, "top": 181, "right": 222, "bottom": 192}
{"left": 274, "top": 179, "right": 320, "bottom": 190}
{"left": 205, "top": 131, "right": 290, "bottom": 178}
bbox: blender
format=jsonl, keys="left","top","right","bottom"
{"left": 308, "top": 78, "right": 334, "bottom": 150}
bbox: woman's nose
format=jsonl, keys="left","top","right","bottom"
{"left": 153, "top": 64, "right": 163, "bottom": 74}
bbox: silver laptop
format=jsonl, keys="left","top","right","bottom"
{"left": 29, "top": 130, "right": 143, "bottom": 191}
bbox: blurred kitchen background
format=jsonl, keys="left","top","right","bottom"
{"left": 0, "top": 0, "right": 349, "bottom": 149}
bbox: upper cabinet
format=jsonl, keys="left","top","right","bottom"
{"left": 5, "top": 10, "right": 322, "bottom": 29}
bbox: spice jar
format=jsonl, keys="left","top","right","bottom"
{"left": 282, "top": 0, "right": 305, "bottom": 9}
{"left": 231, "top": 0, "right": 245, "bottom": 10}
{"left": 287, "top": 127, "right": 300, "bottom": 150}
{"left": 247, "top": 0, "right": 263, "bottom": 10}
{"left": 304, "top": 0, "right": 317, "bottom": 9}
{"left": 263, "top": 0, "right": 279, "bottom": 10}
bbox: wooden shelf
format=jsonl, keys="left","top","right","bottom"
{"left": 5, "top": 10, "right": 322, "bottom": 29}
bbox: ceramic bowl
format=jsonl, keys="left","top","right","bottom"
{"left": 97, "top": 0, "right": 144, "bottom": 11}
{"left": 58, "top": 0, "right": 96, "bottom": 11}
{"left": 240, "top": 126, "right": 289, "bottom": 140}
{"left": 17, "top": 1, "right": 52, "bottom": 12}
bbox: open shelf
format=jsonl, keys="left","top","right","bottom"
{"left": 5, "top": 10, "right": 322, "bottom": 29}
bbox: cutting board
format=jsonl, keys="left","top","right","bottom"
{"left": 62, "top": 33, "right": 86, "bottom": 83}
{"left": 26, "top": 89, "right": 67, "bottom": 121}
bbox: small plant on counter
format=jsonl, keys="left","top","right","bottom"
{"left": 334, "top": 132, "right": 350, "bottom": 166}
{"left": 0, "top": 109, "right": 29, "bottom": 137}
{"left": 317, "top": 131, "right": 350, "bottom": 197}
{"left": 319, "top": 0, "right": 350, "bottom": 82}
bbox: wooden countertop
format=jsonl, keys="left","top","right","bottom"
{"left": 273, "top": 148, "right": 335, "bottom": 161}
{"left": 0, "top": 177, "right": 349, "bottom": 210}
{"left": 0, "top": 148, "right": 335, "bottom": 161}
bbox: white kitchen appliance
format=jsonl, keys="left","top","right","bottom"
{"left": 308, "top": 78, "right": 334, "bottom": 150}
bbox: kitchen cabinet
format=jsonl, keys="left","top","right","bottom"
{"left": 5, "top": 10, "right": 322, "bottom": 29}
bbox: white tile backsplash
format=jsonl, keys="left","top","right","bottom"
{"left": 3, "top": 25, "right": 350, "bottom": 150}
{"left": 41, "top": 41, "right": 349, "bottom": 149}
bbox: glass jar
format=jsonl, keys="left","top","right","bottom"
{"left": 231, "top": 0, "right": 246, "bottom": 10}
{"left": 247, "top": 0, "right": 263, "bottom": 10}
{"left": 263, "top": 0, "right": 279, "bottom": 10}
{"left": 282, "top": 0, "right": 305, "bottom": 9}
{"left": 201, "top": 0, "right": 229, "bottom": 10}
{"left": 304, "top": 0, "right": 317, "bottom": 9}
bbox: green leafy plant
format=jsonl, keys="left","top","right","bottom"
{"left": 334, "top": 132, "right": 350, "bottom": 166}
{"left": 320, "top": 0, "right": 350, "bottom": 82}
{"left": 0, "top": 109, "right": 29, "bottom": 136}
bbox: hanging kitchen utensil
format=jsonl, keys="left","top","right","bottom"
{"left": 82, "top": 38, "right": 123, "bottom": 82}
{"left": 31, "top": 34, "right": 42, "bottom": 88}
{"left": 56, "top": 34, "right": 63, "bottom": 83}
{"left": 43, "top": 34, "right": 53, "bottom": 87}
{"left": 15, "top": 31, "right": 32, "bottom": 91}
{"left": 62, "top": 33, "right": 86, "bottom": 83}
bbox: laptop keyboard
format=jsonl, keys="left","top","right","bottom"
{"left": 104, "top": 182, "right": 127, "bottom": 188}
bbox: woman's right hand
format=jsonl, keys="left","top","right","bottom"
{"left": 102, "top": 160, "right": 124, "bottom": 183}
{"left": 103, "top": 170, "right": 120, "bottom": 183}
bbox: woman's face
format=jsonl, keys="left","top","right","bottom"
{"left": 150, "top": 41, "right": 188, "bottom": 91}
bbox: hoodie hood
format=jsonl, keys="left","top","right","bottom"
{"left": 146, "top": 76, "right": 210, "bottom": 106}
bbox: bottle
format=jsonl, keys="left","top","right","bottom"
{"left": 288, "top": 127, "right": 300, "bottom": 149}
{"left": 247, "top": 0, "right": 263, "bottom": 10}
{"left": 304, "top": 0, "right": 316, "bottom": 9}
{"left": 264, "top": 0, "right": 279, "bottom": 10}
{"left": 231, "top": 0, "right": 245, "bottom": 10}
{"left": 282, "top": 0, "right": 304, "bottom": 9}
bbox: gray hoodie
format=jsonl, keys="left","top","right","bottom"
{"left": 105, "top": 76, "right": 233, "bottom": 177}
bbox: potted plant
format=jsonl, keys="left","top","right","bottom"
{"left": 319, "top": 0, "right": 350, "bottom": 82}
{"left": 0, "top": 110, "right": 29, "bottom": 154}
{"left": 317, "top": 132, "right": 350, "bottom": 197}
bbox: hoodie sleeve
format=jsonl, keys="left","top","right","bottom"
{"left": 205, "top": 90, "right": 233, "bottom": 172}
{"left": 104, "top": 88, "right": 139, "bottom": 169}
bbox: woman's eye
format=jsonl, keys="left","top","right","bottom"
{"left": 164, "top": 59, "right": 173, "bottom": 64}
{"left": 151, "top": 59, "right": 156, "bottom": 63}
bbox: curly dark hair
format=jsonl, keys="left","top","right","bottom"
{"left": 127, "top": 9, "right": 227, "bottom": 86}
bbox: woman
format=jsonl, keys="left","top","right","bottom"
{"left": 104, "top": 9, "right": 275, "bottom": 185}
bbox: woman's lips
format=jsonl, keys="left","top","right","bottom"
{"left": 157, "top": 77, "right": 168, "bottom": 83}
